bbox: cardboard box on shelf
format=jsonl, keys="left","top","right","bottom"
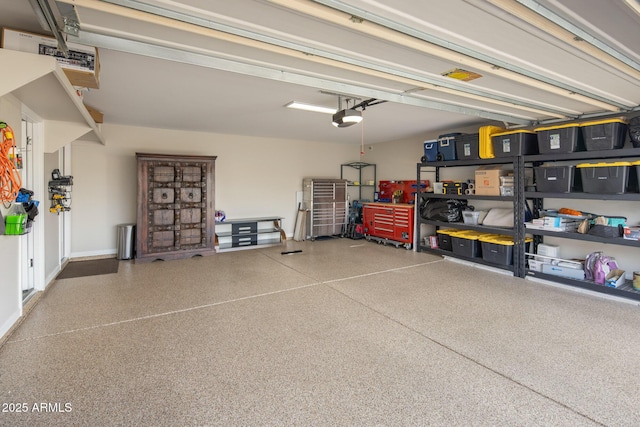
{"left": 474, "top": 166, "right": 511, "bottom": 196}
{"left": 1, "top": 27, "right": 100, "bottom": 89}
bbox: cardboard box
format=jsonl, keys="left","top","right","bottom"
{"left": 605, "top": 269, "right": 626, "bottom": 288}
{"left": 2, "top": 28, "right": 100, "bottom": 89}
{"left": 475, "top": 166, "right": 511, "bottom": 196}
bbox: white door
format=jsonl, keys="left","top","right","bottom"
{"left": 20, "top": 118, "right": 35, "bottom": 298}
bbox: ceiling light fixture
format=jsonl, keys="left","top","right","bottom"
{"left": 332, "top": 108, "right": 363, "bottom": 127}
{"left": 331, "top": 96, "right": 364, "bottom": 127}
{"left": 285, "top": 101, "right": 336, "bottom": 114}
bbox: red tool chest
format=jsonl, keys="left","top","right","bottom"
{"left": 362, "top": 202, "right": 414, "bottom": 249}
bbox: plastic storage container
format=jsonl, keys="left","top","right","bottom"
{"left": 423, "top": 140, "right": 438, "bottom": 162}
{"left": 4, "top": 213, "right": 26, "bottom": 235}
{"left": 455, "top": 133, "right": 480, "bottom": 160}
{"left": 436, "top": 228, "right": 458, "bottom": 251}
{"left": 535, "top": 123, "right": 583, "bottom": 153}
{"left": 478, "top": 235, "right": 532, "bottom": 266}
{"left": 462, "top": 210, "right": 487, "bottom": 225}
{"left": 500, "top": 185, "right": 515, "bottom": 197}
{"left": 479, "top": 126, "right": 506, "bottom": 159}
{"left": 534, "top": 165, "right": 578, "bottom": 193}
{"left": 580, "top": 119, "right": 628, "bottom": 151}
{"left": 633, "top": 161, "right": 640, "bottom": 190}
{"left": 437, "top": 133, "right": 460, "bottom": 160}
{"left": 577, "top": 162, "right": 631, "bottom": 194}
{"left": 491, "top": 130, "right": 539, "bottom": 157}
{"left": 451, "top": 230, "right": 488, "bottom": 258}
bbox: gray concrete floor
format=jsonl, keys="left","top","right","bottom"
{"left": 1, "top": 238, "right": 640, "bottom": 426}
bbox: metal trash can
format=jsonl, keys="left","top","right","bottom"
{"left": 116, "top": 224, "right": 136, "bottom": 260}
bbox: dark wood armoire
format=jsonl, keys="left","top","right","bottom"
{"left": 135, "top": 153, "right": 216, "bottom": 262}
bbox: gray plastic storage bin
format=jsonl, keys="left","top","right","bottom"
{"left": 534, "top": 165, "right": 578, "bottom": 193}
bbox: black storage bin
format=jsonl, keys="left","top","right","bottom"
{"left": 437, "top": 133, "right": 460, "bottom": 161}
{"left": 577, "top": 162, "right": 630, "bottom": 194}
{"left": 630, "top": 117, "right": 640, "bottom": 148}
{"left": 480, "top": 237, "right": 531, "bottom": 266}
{"left": 491, "top": 130, "right": 538, "bottom": 157}
{"left": 455, "top": 133, "right": 480, "bottom": 160}
{"left": 481, "top": 240, "right": 514, "bottom": 265}
{"left": 581, "top": 119, "right": 627, "bottom": 151}
{"left": 535, "top": 123, "right": 583, "bottom": 153}
{"left": 534, "top": 165, "right": 580, "bottom": 193}
{"left": 438, "top": 234, "right": 453, "bottom": 251}
{"left": 451, "top": 235, "right": 482, "bottom": 258}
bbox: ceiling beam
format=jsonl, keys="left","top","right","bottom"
{"left": 67, "top": 0, "right": 575, "bottom": 119}
{"left": 305, "top": 0, "right": 633, "bottom": 111}
{"left": 70, "top": 31, "right": 533, "bottom": 125}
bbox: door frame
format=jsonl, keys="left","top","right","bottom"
{"left": 20, "top": 106, "right": 45, "bottom": 294}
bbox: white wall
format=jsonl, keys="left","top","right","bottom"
{"left": 70, "top": 123, "right": 361, "bottom": 257}
{"left": 44, "top": 152, "right": 62, "bottom": 277}
{"left": 0, "top": 95, "right": 24, "bottom": 337}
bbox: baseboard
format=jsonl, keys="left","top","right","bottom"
{"left": 70, "top": 249, "right": 117, "bottom": 260}
{"left": 0, "top": 309, "right": 21, "bottom": 346}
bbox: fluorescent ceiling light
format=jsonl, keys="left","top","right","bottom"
{"left": 285, "top": 101, "right": 336, "bottom": 114}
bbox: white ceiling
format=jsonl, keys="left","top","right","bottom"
{"left": 1, "top": 0, "right": 640, "bottom": 145}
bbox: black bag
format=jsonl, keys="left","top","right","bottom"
{"left": 420, "top": 198, "right": 469, "bottom": 222}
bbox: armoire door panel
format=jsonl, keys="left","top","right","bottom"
{"left": 180, "top": 227, "right": 203, "bottom": 246}
{"left": 153, "top": 209, "right": 175, "bottom": 226}
{"left": 152, "top": 166, "right": 175, "bottom": 182}
{"left": 153, "top": 188, "right": 175, "bottom": 204}
{"left": 182, "top": 166, "right": 202, "bottom": 182}
{"left": 180, "top": 208, "right": 201, "bottom": 224}
{"left": 180, "top": 187, "right": 201, "bottom": 203}
{"left": 151, "top": 230, "right": 175, "bottom": 249}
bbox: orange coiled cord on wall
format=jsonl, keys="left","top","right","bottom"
{"left": 0, "top": 122, "right": 22, "bottom": 202}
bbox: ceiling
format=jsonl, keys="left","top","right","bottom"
{"left": 2, "top": 0, "right": 640, "bottom": 145}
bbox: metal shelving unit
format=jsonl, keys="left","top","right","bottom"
{"left": 341, "top": 162, "right": 376, "bottom": 202}
{"left": 416, "top": 147, "right": 640, "bottom": 300}
{"left": 416, "top": 156, "right": 527, "bottom": 277}
{"left": 524, "top": 147, "right": 640, "bottom": 301}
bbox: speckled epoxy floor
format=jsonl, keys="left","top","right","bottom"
{"left": 1, "top": 238, "right": 640, "bottom": 426}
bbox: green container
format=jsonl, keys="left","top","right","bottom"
{"left": 5, "top": 214, "right": 26, "bottom": 235}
